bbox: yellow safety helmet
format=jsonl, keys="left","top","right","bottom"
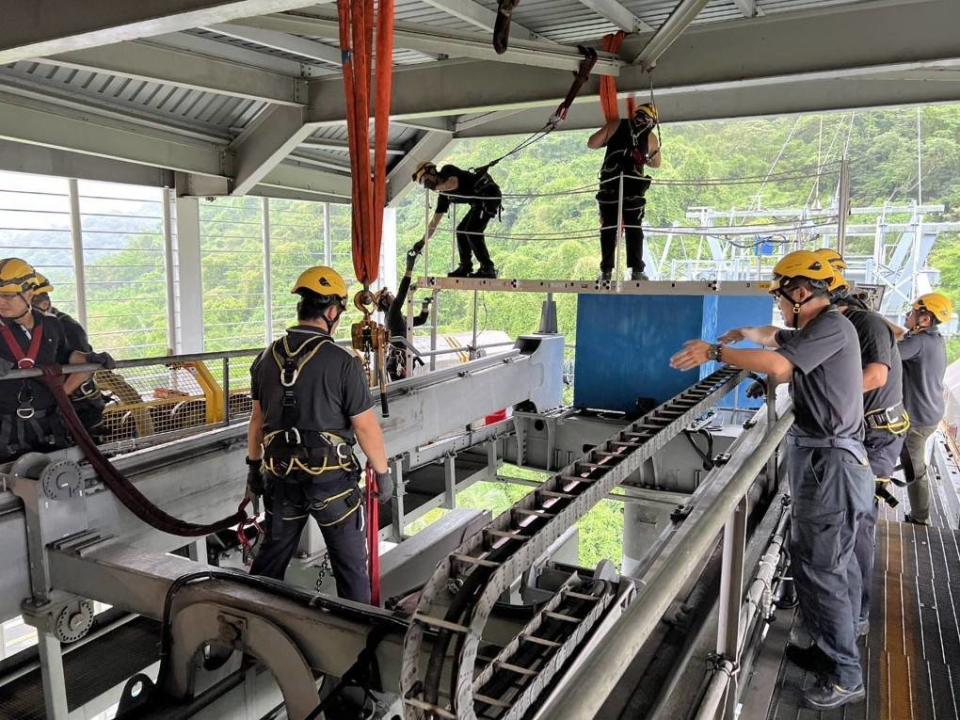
{"left": 813, "top": 247, "right": 848, "bottom": 272}
{"left": 769, "top": 250, "right": 837, "bottom": 293}
{"left": 32, "top": 273, "right": 54, "bottom": 295}
{"left": 0, "top": 258, "right": 37, "bottom": 295}
{"left": 913, "top": 292, "right": 953, "bottom": 325}
{"left": 634, "top": 102, "right": 658, "bottom": 123}
{"left": 291, "top": 266, "right": 348, "bottom": 300}
{"left": 412, "top": 161, "right": 437, "bottom": 184}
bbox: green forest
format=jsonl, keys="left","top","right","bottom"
{"left": 4, "top": 105, "right": 960, "bottom": 570}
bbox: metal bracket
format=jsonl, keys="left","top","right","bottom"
{"left": 670, "top": 505, "right": 692, "bottom": 524}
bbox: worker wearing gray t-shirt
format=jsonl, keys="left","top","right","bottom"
{"left": 671, "top": 250, "right": 873, "bottom": 712}
{"left": 896, "top": 293, "right": 952, "bottom": 525}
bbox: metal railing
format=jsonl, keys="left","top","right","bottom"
{"left": 539, "top": 399, "right": 795, "bottom": 720}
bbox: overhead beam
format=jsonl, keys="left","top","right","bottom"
{"left": 229, "top": 13, "right": 623, "bottom": 75}
{"left": 0, "top": 0, "right": 323, "bottom": 65}
{"left": 731, "top": 0, "right": 759, "bottom": 19}
{"left": 452, "top": 67, "right": 960, "bottom": 134}
{"left": 304, "top": 0, "right": 960, "bottom": 123}
{"left": 153, "top": 31, "right": 308, "bottom": 76}
{"left": 576, "top": 0, "right": 654, "bottom": 32}
{"left": 0, "top": 93, "right": 227, "bottom": 177}
{"left": 300, "top": 138, "right": 404, "bottom": 156}
{"left": 0, "top": 140, "right": 175, "bottom": 188}
{"left": 260, "top": 162, "right": 352, "bottom": 199}
{"left": 230, "top": 105, "right": 316, "bottom": 195}
{"left": 632, "top": 0, "right": 710, "bottom": 69}
{"left": 419, "top": 0, "right": 541, "bottom": 42}
{"left": 203, "top": 22, "right": 342, "bottom": 65}
{"left": 387, "top": 132, "right": 455, "bottom": 205}
{"left": 45, "top": 40, "right": 306, "bottom": 105}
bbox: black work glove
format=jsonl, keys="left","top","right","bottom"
{"left": 0, "top": 358, "right": 13, "bottom": 378}
{"left": 86, "top": 351, "right": 116, "bottom": 370}
{"left": 375, "top": 469, "right": 393, "bottom": 505}
{"left": 246, "top": 458, "right": 265, "bottom": 497}
{"left": 421, "top": 297, "right": 433, "bottom": 309}
{"left": 874, "top": 478, "right": 898, "bottom": 508}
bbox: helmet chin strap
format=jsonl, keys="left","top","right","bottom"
{"left": 778, "top": 287, "right": 813, "bottom": 329}
{"left": 6, "top": 294, "right": 32, "bottom": 323}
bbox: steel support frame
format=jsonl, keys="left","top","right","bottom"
{"left": 418, "top": 0, "right": 541, "bottom": 41}
{"left": 576, "top": 0, "right": 653, "bottom": 32}
{"left": 44, "top": 41, "right": 307, "bottom": 105}
{"left": 0, "top": 0, "right": 328, "bottom": 64}
{"left": 230, "top": 105, "right": 316, "bottom": 196}
{"left": 231, "top": 13, "right": 622, "bottom": 76}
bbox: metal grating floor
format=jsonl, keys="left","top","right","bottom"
{"left": 744, "top": 453, "right": 960, "bottom": 720}
{"left": 0, "top": 617, "right": 160, "bottom": 720}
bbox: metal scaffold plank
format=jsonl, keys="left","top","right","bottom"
{"left": 423, "top": 277, "right": 770, "bottom": 296}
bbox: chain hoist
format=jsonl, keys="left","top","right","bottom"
{"left": 315, "top": 551, "right": 331, "bottom": 592}
{"left": 351, "top": 289, "right": 390, "bottom": 418}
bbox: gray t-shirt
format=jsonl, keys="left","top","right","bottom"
{"left": 775, "top": 307, "right": 865, "bottom": 440}
{"left": 844, "top": 307, "right": 903, "bottom": 414}
{"left": 899, "top": 329, "right": 946, "bottom": 426}
{"left": 251, "top": 326, "right": 375, "bottom": 442}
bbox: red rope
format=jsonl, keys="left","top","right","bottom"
{"left": 365, "top": 465, "right": 381, "bottom": 606}
{"left": 338, "top": 0, "right": 395, "bottom": 287}
{"left": 600, "top": 32, "right": 628, "bottom": 122}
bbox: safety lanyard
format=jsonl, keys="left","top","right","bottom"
{"left": 0, "top": 318, "right": 44, "bottom": 368}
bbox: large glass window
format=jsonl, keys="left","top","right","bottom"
{"left": 77, "top": 181, "right": 169, "bottom": 357}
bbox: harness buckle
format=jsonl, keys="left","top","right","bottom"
{"left": 17, "top": 406, "right": 35, "bottom": 420}
{"left": 281, "top": 366, "right": 299, "bottom": 388}
{"left": 336, "top": 442, "right": 352, "bottom": 463}
{"left": 17, "top": 358, "right": 34, "bottom": 369}
{"left": 283, "top": 427, "right": 302, "bottom": 446}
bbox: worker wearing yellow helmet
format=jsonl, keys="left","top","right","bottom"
{"left": 245, "top": 266, "right": 390, "bottom": 603}
{"left": 30, "top": 271, "right": 113, "bottom": 442}
{"left": 588, "top": 102, "right": 662, "bottom": 282}
{"left": 815, "top": 249, "right": 908, "bottom": 641}
{"left": 897, "top": 291, "right": 953, "bottom": 525}
{"left": 412, "top": 158, "right": 501, "bottom": 279}
{"left": 671, "top": 250, "right": 872, "bottom": 711}
{"left": 0, "top": 259, "right": 112, "bottom": 462}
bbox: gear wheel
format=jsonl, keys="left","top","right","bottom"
{"left": 55, "top": 600, "right": 94, "bottom": 643}
{"left": 40, "top": 460, "right": 82, "bottom": 501}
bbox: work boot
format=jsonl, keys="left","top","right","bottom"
{"left": 447, "top": 264, "right": 473, "bottom": 278}
{"left": 904, "top": 513, "right": 930, "bottom": 526}
{"left": 802, "top": 682, "right": 865, "bottom": 710}
{"left": 469, "top": 264, "right": 498, "bottom": 279}
{"left": 630, "top": 270, "right": 650, "bottom": 281}
{"left": 597, "top": 271, "right": 613, "bottom": 283}
{"left": 785, "top": 643, "right": 836, "bottom": 675}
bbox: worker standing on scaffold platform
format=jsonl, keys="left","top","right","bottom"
{"left": 588, "top": 103, "right": 661, "bottom": 282}
{"left": 244, "top": 266, "right": 392, "bottom": 604}
{"left": 671, "top": 251, "right": 873, "bottom": 711}
{"left": 412, "top": 161, "right": 501, "bottom": 279}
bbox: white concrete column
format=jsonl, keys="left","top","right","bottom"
{"left": 382, "top": 206, "right": 398, "bottom": 288}
{"left": 174, "top": 196, "right": 204, "bottom": 353}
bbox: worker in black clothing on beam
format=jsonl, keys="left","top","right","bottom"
{"left": 31, "top": 273, "right": 108, "bottom": 443}
{"left": 894, "top": 292, "right": 952, "bottom": 525}
{"left": 672, "top": 250, "right": 873, "bottom": 711}
{"left": 413, "top": 161, "right": 501, "bottom": 279}
{"left": 0, "top": 258, "right": 113, "bottom": 464}
{"left": 245, "top": 266, "right": 392, "bottom": 604}
{"left": 588, "top": 103, "right": 661, "bottom": 282}
{"left": 374, "top": 241, "right": 431, "bottom": 381}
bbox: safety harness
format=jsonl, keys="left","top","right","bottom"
{"left": 0, "top": 317, "right": 71, "bottom": 457}
{"left": 864, "top": 404, "right": 911, "bottom": 436}
{"left": 261, "top": 333, "right": 359, "bottom": 480}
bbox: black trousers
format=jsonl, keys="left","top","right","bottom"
{"left": 598, "top": 196, "right": 646, "bottom": 272}
{"left": 456, "top": 203, "right": 494, "bottom": 269}
{"left": 250, "top": 473, "right": 370, "bottom": 604}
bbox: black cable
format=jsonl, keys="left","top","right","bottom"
{"left": 683, "top": 428, "right": 714, "bottom": 471}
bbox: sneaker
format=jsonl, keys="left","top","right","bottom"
{"left": 630, "top": 270, "right": 650, "bottom": 281}
{"left": 597, "top": 271, "right": 613, "bottom": 283}
{"left": 469, "top": 265, "right": 498, "bottom": 279}
{"left": 447, "top": 265, "right": 473, "bottom": 278}
{"left": 803, "top": 682, "right": 865, "bottom": 710}
{"left": 904, "top": 514, "right": 930, "bottom": 526}
{"left": 785, "top": 643, "right": 836, "bottom": 674}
